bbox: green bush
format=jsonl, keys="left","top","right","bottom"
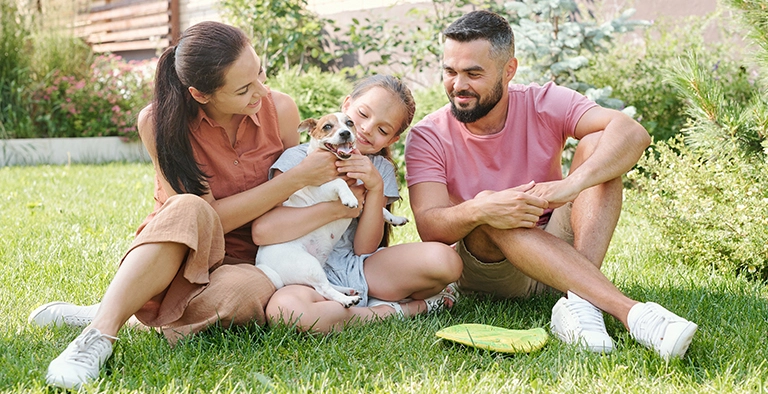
{"left": 1, "top": 3, "right": 154, "bottom": 140}
{"left": 578, "top": 15, "right": 755, "bottom": 143}
{"left": 267, "top": 66, "right": 352, "bottom": 122}
{"left": 412, "top": 83, "right": 448, "bottom": 125}
{"left": 0, "top": 0, "right": 33, "bottom": 138}
{"left": 29, "top": 26, "right": 93, "bottom": 83}
{"left": 626, "top": 0, "right": 768, "bottom": 281}
{"left": 220, "top": 0, "right": 331, "bottom": 77}
{"left": 626, "top": 137, "right": 768, "bottom": 280}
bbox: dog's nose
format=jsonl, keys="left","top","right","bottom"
{"left": 339, "top": 130, "right": 351, "bottom": 140}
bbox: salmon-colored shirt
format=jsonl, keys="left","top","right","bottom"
{"left": 138, "top": 92, "right": 285, "bottom": 261}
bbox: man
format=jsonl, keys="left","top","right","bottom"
{"left": 405, "top": 10, "right": 697, "bottom": 359}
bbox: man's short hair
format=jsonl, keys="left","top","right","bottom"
{"left": 442, "top": 10, "right": 515, "bottom": 61}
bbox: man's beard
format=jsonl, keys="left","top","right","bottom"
{"left": 449, "top": 79, "right": 504, "bottom": 124}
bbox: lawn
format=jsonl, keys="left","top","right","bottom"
{"left": 1, "top": 163, "right": 767, "bottom": 393}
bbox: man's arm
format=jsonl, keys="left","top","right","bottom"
{"left": 569, "top": 106, "right": 650, "bottom": 189}
{"left": 409, "top": 181, "right": 547, "bottom": 245}
{"left": 528, "top": 106, "right": 651, "bottom": 206}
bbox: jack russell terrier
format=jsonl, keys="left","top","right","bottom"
{"left": 255, "top": 112, "right": 408, "bottom": 307}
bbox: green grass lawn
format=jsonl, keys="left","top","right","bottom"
{"left": 1, "top": 163, "right": 767, "bottom": 393}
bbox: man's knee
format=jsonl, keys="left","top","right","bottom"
{"left": 570, "top": 131, "right": 604, "bottom": 171}
{"left": 463, "top": 227, "right": 506, "bottom": 263}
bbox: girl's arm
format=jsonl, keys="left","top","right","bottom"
{"left": 337, "top": 153, "right": 388, "bottom": 255}
{"left": 251, "top": 169, "right": 363, "bottom": 245}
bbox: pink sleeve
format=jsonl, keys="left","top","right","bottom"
{"left": 535, "top": 82, "right": 597, "bottom": 140}
{"left": 404, "top": 119, "right": 446, "bottom": 187}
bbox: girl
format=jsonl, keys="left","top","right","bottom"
{"left": 34, "top": 21, "right": 343, "bottom": 389}
{"left": 252, "top": 75, "right": 463, "bottom": 333}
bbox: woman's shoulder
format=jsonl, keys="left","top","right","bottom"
{"left": 269, "top": 89, "right": 301, "bottom": 147}
{"left": 137, "top": 104, "right": 157, "bottom": 154}
{"left": 269, "top": 90, "right": 299, "bottom": 117}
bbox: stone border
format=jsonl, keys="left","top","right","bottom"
{"left": 0, "top": 137, "right": 150, "bottom": 166}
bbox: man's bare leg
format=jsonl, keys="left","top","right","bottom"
{"left": 568, "top": 133, "right": 624, "bottom": 269}
{"left": 465, "top": 226, "right": 636, "bottom": 327}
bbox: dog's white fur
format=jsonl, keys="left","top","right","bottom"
{"left": 255, "top": 112, "right": 408, "bottom": 307}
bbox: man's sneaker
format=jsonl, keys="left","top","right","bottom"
{"left": 28, "top": 302, "right": 99, "bottom": 327}
{"left": 551, "top": 291, "right": 615, "bottom": 353}
{"left": 45, "top": 328, "right": 117, "bottom": 389}
{"left": 627, "top": 302, "right": 698, "bottom": 361}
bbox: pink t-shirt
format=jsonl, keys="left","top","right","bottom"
{"left": 405, "top": 82, "right": 595, "bottom": 219}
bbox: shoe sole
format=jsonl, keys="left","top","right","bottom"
{"left": 664, "top": 321, "right": 698, "bottom": 360}
{"left": 28, "top": 301, "right": 70, "bottom": 326}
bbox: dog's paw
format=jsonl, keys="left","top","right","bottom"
{"left": 340, "top": 197, "right": 358, "bottom": 209}
{"left": 341, "top": 295, "right": 361, "bottom": 308}
{"left": 383, "top": 208, "right": 409, "bottom": 226}
{"left": 386, "top": 215, "right": 409, "bottom": 226}
{"left": 331, "top": 285, "right": 359, "bottom": 296}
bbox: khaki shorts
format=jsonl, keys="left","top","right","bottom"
{"left": 456, "top": 202, "right": 574, "bottom": 299}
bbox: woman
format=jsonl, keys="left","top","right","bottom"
{"left": 253, "top": 76, "right": 463, "bottom": 333}
{"left": 37, "top": 21, "right": 344, "bottom": 389}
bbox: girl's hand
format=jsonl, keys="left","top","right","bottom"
{"left": 336, "top": 151, "right": 383, "bottom": 192}
{"left": 335, "top": 183, "right": 366, "bottom": 220}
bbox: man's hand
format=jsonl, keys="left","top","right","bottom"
{"left": 474, "top": 181, "right": 548, "bottom": 229}
{"left": 526, "top": 178, "right": 582, "bottom": 209}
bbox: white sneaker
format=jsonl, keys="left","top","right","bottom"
{"left": 551, "top": 291, "right": 614, "bottom": 353}
{"left": 45, "top": 328, "right": 117, "bottom": 389}
{"left": 28, "top": 302, "right": 99, "bottom": 327}
{"left": 628, "top": 302, "right": 698, "bottom": 361}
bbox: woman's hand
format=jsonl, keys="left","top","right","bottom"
{"left": 292, "top": 149, "right": 343, "bottom": 187}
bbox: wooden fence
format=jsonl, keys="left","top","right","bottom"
{"left": 74, "top": 0, "right": 179, "bottom": 53}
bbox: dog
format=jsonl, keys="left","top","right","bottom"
{"left": 255, "top": 112, "right": 408, "bottom": 307}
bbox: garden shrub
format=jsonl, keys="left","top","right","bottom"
{"left": 627, "top": 137, "right": 768, "bottom": 280}
{"left": 626, "top": 0, "right": 768, "bottom": 281}
{"left": 578, "top": 15, "right": 755, "bottom": 143}
{"left": 0, "top": 0, "right": 33, "bottom": 138}
{"left": 268, "top": 66, "right": 352, "bottom": 123}
{"left": 29, "top": 26, "right": 94, "bottom": 83}
{"left": 29, "top": 54, "right": 154, "bottom": 139}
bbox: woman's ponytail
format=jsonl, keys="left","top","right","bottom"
{"left": 152, "top": 45, "right": 209, "bottom": 195}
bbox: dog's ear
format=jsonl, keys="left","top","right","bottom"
{"left": 297, "top": 119, "right": 317, "bottom": 135}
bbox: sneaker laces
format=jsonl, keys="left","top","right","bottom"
{"left": 630, "top": 303, "right": 671, "bottom": 347}
{"left": 566, "top": 296, "right": 608, "bottom": 335}
{"left": 67, "top": 329, "right": 118, "bottom": 367}
{"left": 62, "top": 315, "right": 94, "bottom": 327}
